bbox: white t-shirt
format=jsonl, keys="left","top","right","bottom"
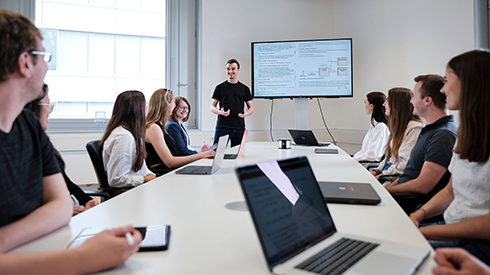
{"left": 353, "top": 121, "right": 389, "bottom": 162}
{"left": 376, "top": 120, "right": 424, "bottom": 175}
{"left": 444, "top": 152, "right": 490, "bottom": 224}
{"left": 102, "top": 126, "right": 154, "bottom": 188}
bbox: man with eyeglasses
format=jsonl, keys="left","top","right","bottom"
{"left": 0, "top": 9, "right": 141, "bottom": 274}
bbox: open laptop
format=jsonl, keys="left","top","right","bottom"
{"left": 288, "top": 129, "right": 330, "bottom": 146}
{"left": 319, "top": 181, "right": 381, "bottom": 205}
{"left": 175, "top": 134, "right": 228, "bottom": 175}
{"left": 224, "top": 129, "right": 248, "bottom": 159}
{"left": 235, "top": 156, "right": 428, "bottom": 275}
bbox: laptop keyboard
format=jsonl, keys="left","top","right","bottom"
{"left": 295, "top": 238, "right": 379, "bottom": 275}
{"left": 223, "top": 154, "right": 237, "bottom": 159}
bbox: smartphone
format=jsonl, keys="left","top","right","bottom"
{"left": 68, "top": 225, "right": 171, "bottom": 251}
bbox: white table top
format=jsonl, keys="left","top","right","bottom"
{"left": 11, "top": 142, "right": 436, "bottom": 274}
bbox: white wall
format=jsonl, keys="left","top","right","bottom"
{"left": 200, "top": 0, "right": 474, "bottom": 135}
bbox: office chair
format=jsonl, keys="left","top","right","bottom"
{"left": 85, "top": 140, "right": 133, "bottom": 199}
{"left": 392, "top": 170, "right": 452, "bottom": 217}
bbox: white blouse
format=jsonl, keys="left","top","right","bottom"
{"left": 376, "top": 120, "right": 424, "bottom": 175}
{"left": 353, "top": 121, "right": 389, "bottom": 162}
{"left": 102, "top": 126, "right": 154, "bottom": 188}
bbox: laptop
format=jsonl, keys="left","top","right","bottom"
{"left": 235, "top": 156, "right": 429, "bottom": 275}
{"left": 288, "top": 129, "right": 331, "bottom": 146}
{"left": 175, "top": 135, "right": 228, "bottom": 175}
{"left": 224, "top": 130, "right": 248, "bottom": 159}
{"left": 318, "top": 181, "right": 381, "bottom": 205}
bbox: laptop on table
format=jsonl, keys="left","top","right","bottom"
{"left": 318, "top": 181, "right": 381, "bottom": 205}
{"left": 175, "top": 134, "right": 228, "bottom": 175}
{"left": 224, "top": 129, "right": 248, "bottom": 159}
{"left": 288, "top": 129, "right": 330, "bottom": 147}
{"left": 235, "top": 156, "right": 428, "bottom": 275}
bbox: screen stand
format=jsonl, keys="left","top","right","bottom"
{"left": 295, "top": 98, "right": 308, "bottom": 129}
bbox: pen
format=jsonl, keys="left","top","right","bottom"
{"left": 125, "top": 231, "right": 135, "bottom": 246}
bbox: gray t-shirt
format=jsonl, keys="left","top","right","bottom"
{"left": 444, "top": 152, "right": 490, "bottom": 224}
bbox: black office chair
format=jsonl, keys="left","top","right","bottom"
{"left": 85, "top": 140, "right": 133, "bottom": 199}
{"left": 392, "top": 170, "right": 452, "bottom": 216}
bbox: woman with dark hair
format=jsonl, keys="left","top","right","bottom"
{"left": 100, "top": 90, "right": 156, "bottom": 187}
{"left": 372, "top": 88, "right": 423, "bottom": 182}
{"left": 166, "top": 96, "right": 209, "bottom": 156}
{"left": 25, "top": 84, "right": 98, "bottom": 215}
{"left": 353, "top": 91, "right": 389, "bottom": 162}
{"left": 410, "top": 50, "right": 490, "bottom": 258}
{"left": 145, "top": 89, "right": 214, "bottom": 175}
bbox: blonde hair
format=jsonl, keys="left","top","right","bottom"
{"left": 146, "top": 88, "right": 174, "bottom": 131}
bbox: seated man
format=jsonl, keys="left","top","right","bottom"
{"left": 385, "top": 75, "right": 457, "bottom": 213}
{"left": 0, "top": 9, "right": 141, "bottom": 273}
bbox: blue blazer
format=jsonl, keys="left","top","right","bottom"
{"left": 165, "top": 120, "right": 198, "bottom": 156}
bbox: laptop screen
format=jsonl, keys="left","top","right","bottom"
{"left": 236, "top": 156, "right": 336, "bottom": 269}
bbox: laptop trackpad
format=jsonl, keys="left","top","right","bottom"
{"left": 350, "top": 252, "right": 418, "bottom": 275}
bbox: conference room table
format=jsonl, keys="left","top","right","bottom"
{"left": 12, "top": 142, "right": 436, "bottom": 274}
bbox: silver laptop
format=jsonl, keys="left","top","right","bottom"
{"left": 175, "top": 134, "right": 228, "bottom": 175}
{"left": 288, "top": 129, "right": 330, "bottom": 146}
{"left": 224, "top": 129, "right": 248, "bottom": 159}
{"left": 235, "top": 156, "right": 428, "bottom": 275}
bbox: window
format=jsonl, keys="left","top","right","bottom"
{"left": 35, "top": 0, "right": 166, "bottom": 130}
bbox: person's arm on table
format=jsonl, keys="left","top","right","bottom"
{"left": 0, "top": 225, "right": 142, "bottom": 275}
{"left": 409, "top": 177, "right": 455, "bottom": 227}
{"left": 386, "top": 161, "right": 447, "bottom": 194}
{"left": 420, "top": 211, "right": 490, "bottom": 241}
{"left": 238, "top": 100, "right": 254, "bottom": 118}
{"left": 0, "top": 173, "right": 72, "bottom": 252}
{"left": 433, "top": 248, "right": 490, "bottom": 275}
{"left": 146, "top": 124, "right": 214, "bottom": 169}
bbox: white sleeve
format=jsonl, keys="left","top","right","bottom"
{"left": 386, "top": 124, "right": 422, "bottom": 175}
{"left": 354, "top": 123, "right": 389, "bottom": 162}
{"left": 103, "top": 130, "right": 145, "bottom": 188}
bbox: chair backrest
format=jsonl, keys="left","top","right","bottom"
{"left": 85, "top": 140, "right": 110, "bottom": 189}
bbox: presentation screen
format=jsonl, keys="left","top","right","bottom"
{"left": 252, "top": 38, "right": 353, "bottom": 98}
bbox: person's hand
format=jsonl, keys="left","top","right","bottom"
{"left": 220, "top": 108, "right": 230, "bottom": 117}
{"left": 433, "top": 248, "right": 490, "bottom": 275}
{"left": 143, "top": 174, "right": 157, "bottom": 182}
{"left": 85, "top": 199, "right": 99, "bottom": 210}
{"left": 238, "top": 110, "right": 251, "bottom": 118}
{"left": 409, "top": 208, "right": 425, "bottom": 227}
{"left": 75, "top": 225, "right": 142, "bottom": 274}
{"left": 201, "top": 149, "right": 216, "bottom": 159}
{"left": 72, "top": 205, "right": 85, "bottom": 216}
{"left": 200, "top": 143, "right": 209, "bottom": 152}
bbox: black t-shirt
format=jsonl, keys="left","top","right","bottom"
{"left": 0, "top": 109, "right": 60, "bottom": 227}
{"left": 212, "top": 81, "right": 253, "bottom": 129}
{"left": 398, "top": 115, "right": 457, "bottom": 185}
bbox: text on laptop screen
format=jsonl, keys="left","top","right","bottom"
{"left": 237, "top": 157, "right": 336, "bottom": 266}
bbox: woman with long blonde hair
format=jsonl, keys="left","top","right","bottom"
{"left": 145, "top": 89, "right": 215, "bottom": 175}
{"left": 372, "top": 88, "right": 423, "bottom": 182}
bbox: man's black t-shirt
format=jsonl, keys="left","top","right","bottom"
{"left": 212, "top": 81, "right": 253, "bottom": 130}
{"left": 0, "top": 109, "right": 60, "bottom": 227}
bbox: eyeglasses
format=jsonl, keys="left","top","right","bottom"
{"left": 179, "top": 106, "right": 189, "bottom": 110}
{"left": 39, "top": 102, "right": 55, "bottom": 112}
{"left": 29, "top": 51, "right": 52, "bottom": 63}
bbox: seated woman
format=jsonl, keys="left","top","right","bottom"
{"left": 166, "top": 96, "right": 209, "bottom": 156}
{"left": 100, "top": 90, "right": 156, "bottom": 188}
{"left": 145, "top": 89, "right": 214, "bottom": 175}
{"left": 25, "top": 84, "right": 98, "bottom": 216}
{"left": 353, "top": 91, "right": 389, "bottom": 163}
{"left": 410, "top": 50, "right": 490, "bottom": 264}
{"left": 372, "top": 88, "right": 423, "bottom": 184}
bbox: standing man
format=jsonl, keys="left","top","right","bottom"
{"left": 385, "top": 74, "right": 457, "bottom": 213}
{"left": 211, "top": 59, "right": 254, "bottom": 147}
{"left": 0, "top": 9, "right": 141, "bottom": 273}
